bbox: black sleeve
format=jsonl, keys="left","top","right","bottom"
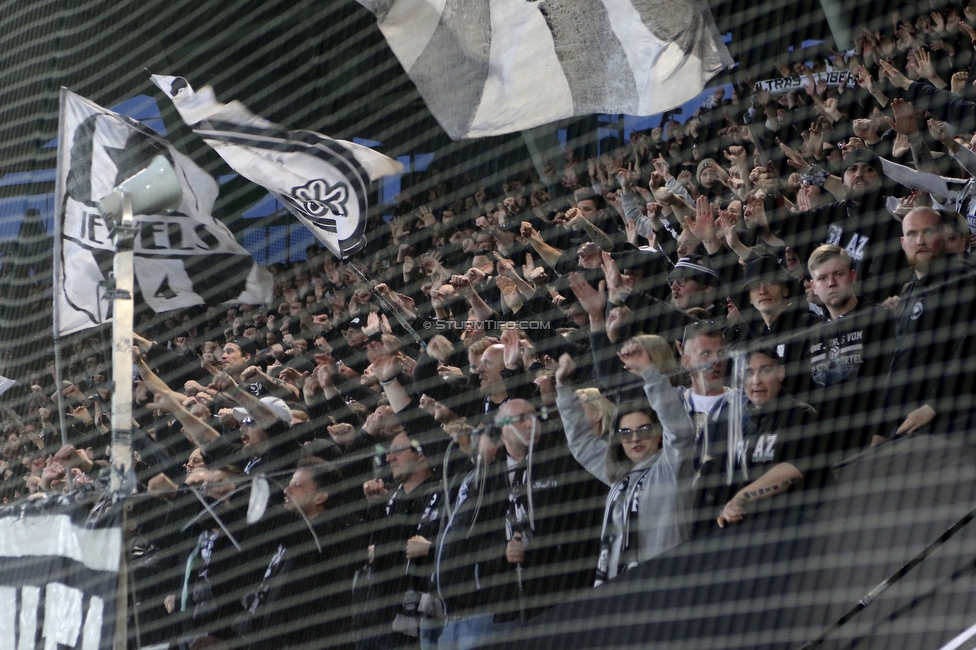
{"left": 904, "top": 80, "right": 976, "bottom": 132}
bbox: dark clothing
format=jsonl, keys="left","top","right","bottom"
{"left": 731, "top": 395, "right": 821, "bottom": 494}
{"left": 622, "top": 292, "right": 699, "bottom": 345}
{"left": 361, "top": 476, "right": 443, "bottom": 645}
{"left": 777, "top": 194, "right": 909, "bottom": 304}
{"left": 432, "top": 433, "right": 604, "bottom": 623}
{"left": 904, "top": 79, "right": 976, "bottom": 134}
{"left": 806, "top": 299, "right": 894, "bottom": 451}
{"left": 882, "top": 260, "right": 976, "bottom": 436}
{"left": 202, "top": 420, "right": 295, "bottom": 476}
{"left": 231, "top": 508, "right": 360, "bottom": 650}
{"left": 728, "top": 303, "right": 824, "bottom": 400}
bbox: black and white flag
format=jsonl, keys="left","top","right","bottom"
{"left": 0, "top": 501, "right": 121, "bottom": 649}
{"left": 356, "top": 0, "right": 734, "bottom": 140}
{"left": 151, "top": 75, "right": 404, "bottom": 259}
{"left": 54, "top": 89, "right": 274, "bottom": 336}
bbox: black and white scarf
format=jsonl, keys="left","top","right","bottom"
{"left": 595, "top": 467, "right": 651, "bottom": 586}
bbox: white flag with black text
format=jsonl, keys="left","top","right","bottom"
{"left": 151, "top": 75, "right": 404, "bottom": 259}
{"left": 0, "top": 502, "right": 121, "bottom": 649}
{"left": 356, "top": 0, "right": 734, "bottom": 139}
{"left": 55, "top": 90, "right": 273, "bottom": 336}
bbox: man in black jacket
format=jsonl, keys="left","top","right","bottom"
{"left": 777, "top": 149, "right": 908, "bottom": 304}
{"left": 360, "top": 432, "right": 443, "bottom": 649}
{"left": 805, "top": 244, "right": 894, "bottom": 450}
{"left": 882, "top": 207, "right": 976, "bottom": 438}
{"left": 231, "top": 457, "right": 360, "bottom": 650}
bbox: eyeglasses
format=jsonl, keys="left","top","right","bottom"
{"left": 240, "top": 417, "right": 255, "bottom": 428}
{"left": 386, "top": 443, "right": 420, "bottom": 456}
{"left": 614, "top": 424, "right": 659, "bottom": 440}
{"left": 494, "top": 413, "right": 537, "bottom": 427}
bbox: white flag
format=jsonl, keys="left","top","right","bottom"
{"left": 356, "top": 0, "right": 733, "bottom": 140}
{"left": 151, "top": 75, "right": 404, "bottom": 259}
{"left": 54, "top": 90, "right": 273, "bottom": 336}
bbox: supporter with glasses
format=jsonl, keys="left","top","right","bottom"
{"left": 555, "top": 334, "right": 697, "bottom": 586}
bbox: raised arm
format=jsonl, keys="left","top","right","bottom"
{"left": 554, "top": 354, "right": 611, "bottom": 486}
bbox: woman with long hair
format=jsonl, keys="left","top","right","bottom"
{"left": 555, "top": 335, "right": 696, "bottom": 585}
{"left": 575, "top": 388, "right": 616, "bottom": 439}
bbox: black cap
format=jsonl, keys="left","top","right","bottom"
{"left": 667, "top": 256, "right": 720, "bottom": 287}
{"left": 611, "top": 246, "right": 662, "bottom": 276}
{"left": 339, "top": 316, "right": 364, "bottom": 332}
{"left": 842, "top": 148, "right": 883, "bottom": 174}
{"left": 741, "top": 254, "right": 793, "bottom": 293}
{"left": 228, "top": 336, "right": 257, "bottom": 359}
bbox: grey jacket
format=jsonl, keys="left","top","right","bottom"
{"left": 556, "top": 367, "right": 697, "bottom": 573}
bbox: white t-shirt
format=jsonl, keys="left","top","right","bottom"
{"left": 689, "top": 389, "right": 729, "bottom": 439}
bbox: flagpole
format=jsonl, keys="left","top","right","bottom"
{"left": 51, "top": 87, "right": 71, "bottom": 448}
{"left": 109, "top": 194, "right": 136, "bottom": 494}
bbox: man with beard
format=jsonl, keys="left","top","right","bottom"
{"left": 359, "top": 433, "right": 442, "bottom": 649}
{"left": 230, "top": 457, "right": 358, "bottom": 649}
{"left": 779, "top": 149, "right": 908, "bottom": 303}
{"left": 881, "top": 208, "right": 976, "bottom": 438}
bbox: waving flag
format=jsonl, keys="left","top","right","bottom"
{"left": 54, "top": 90, "right": 273, "bottom": 336}
{"left": 151, "top": 75, "right": 404, "bottom": 259}
{"left": 356, "top": 0, "right": 734, "bottom": 139}
{"left": 0, "top": 500, "right": 121, "bottom": 649}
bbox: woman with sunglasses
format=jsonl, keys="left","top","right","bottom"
{"left": 555, "top": 335, "right": 697, "bottom": 586}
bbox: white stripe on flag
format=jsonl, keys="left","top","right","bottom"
{"left": 0, "top": 515, "right": 121, "bottom": 574}
{"left": 599, "top": 0, "right": 667, "bottom": 115}
{"left": 940, "top": 620, "right": 976, "bottom": 650}
{"left": 468, "top": 0, "right": 574, "bottom": 138}
{"left": 0, "top": 375, "right": 16, "bottom": 398}
{"left": 372, "top": 0, "right": 447, "bottom": 73}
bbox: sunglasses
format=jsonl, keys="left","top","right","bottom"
{"left": 240, "top": 417, "right": 255, "bottom": 428}
{"left": 387, "top": 443, "right": 421, "bottom": 456}
{"left": 614, "top": 424, "right": 659, "bottom": 440}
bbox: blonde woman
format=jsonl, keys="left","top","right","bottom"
{"left": 555, "top": 335, "right": 696, "bottom": 586}
{"left": 576, "top": 388, "right": 616, "bottom": 439}
{"left": 625, "top": 334, "right": 684, "bottom": 387}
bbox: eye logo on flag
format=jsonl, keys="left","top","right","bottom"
{"left": 151, "top": 75, "right": 404, "bottom": 259}
{"left": 288, "top": 178, "right": 351, "bottom": 229}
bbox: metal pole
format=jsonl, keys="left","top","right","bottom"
{"left": 51, "top": 88, "right": 71, "bottom": 448}
{"left": 109, "top": 193, "right": 136, "bottom": 494}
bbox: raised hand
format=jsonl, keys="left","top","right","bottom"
{"left": 568, "top": 272, "right": 606, "bottom": 319}
{"left": 685, "top": 195, "right": 718, "bottom": 244}
{"left": 879, "top": 59, "right": 912, "bottom": 90}
{"left": 555, "top": 353, "right": 576, "bottom": 387}
{"left": 605, "top": 306, "right": 632, "bottom": 344}
{"left": 617, "top": 337, "right": 656, "bottom": 375}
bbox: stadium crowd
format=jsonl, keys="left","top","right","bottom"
{"left": 5, "top": 4, "right": 976, "bottom": 649}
